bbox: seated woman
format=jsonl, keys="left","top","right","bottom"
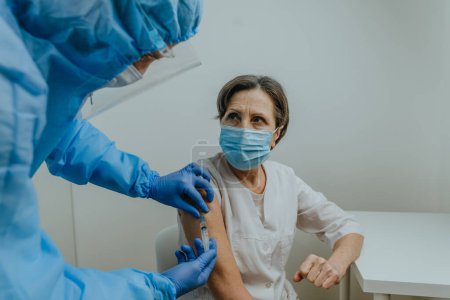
{"left": 178, "top": 75, "right": 364, "bottom": 300}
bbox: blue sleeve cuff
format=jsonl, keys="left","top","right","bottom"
{"left": 133, "top": 163, "right": 160, "bottom": 198}
{"left": 146, "top": 272, "right": 177, "bottom": 300}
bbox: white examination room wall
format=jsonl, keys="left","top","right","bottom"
{"left": 35, "top": 1, "right": 449, "bottom": 299}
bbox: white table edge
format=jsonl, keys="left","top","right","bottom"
{"left": 351, "top": 264, "right": 450, "bottom": 298}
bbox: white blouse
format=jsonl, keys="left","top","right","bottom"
{"left": 178, "top": 153, "right": 363, "bottom": 300}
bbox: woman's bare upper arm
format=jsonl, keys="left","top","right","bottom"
{"left": 179, "top": 191, "right": 253, "bottom": 299}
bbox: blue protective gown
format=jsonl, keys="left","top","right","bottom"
{"left": 0, "top": 0, "right": 202, "bottom": 299}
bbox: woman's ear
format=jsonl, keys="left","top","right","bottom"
{"left": 270, "top": 126, "right": 283, "bottom": 149}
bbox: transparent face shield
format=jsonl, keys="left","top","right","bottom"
{"left": 81, "top": 41, "right": 201, "bottom": 119}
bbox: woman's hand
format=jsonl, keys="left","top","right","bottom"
{"left": 293, "top": 254, "right": 345, "bottom": 289}
{"left": 294, "top": 233, "right": 364, "bottom": 289}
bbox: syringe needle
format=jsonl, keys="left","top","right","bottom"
{"left": 200, "top": 215, "right": 210, "bottom": 251}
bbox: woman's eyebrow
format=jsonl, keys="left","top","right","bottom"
{"left": 226, "top": 107, "right": 271, "bottom": 117}
{"left": 225, "top": 108, "right": 242, "bottom": 114}
{"left": 250, "top": 110, "right": 270, "bottom": 117}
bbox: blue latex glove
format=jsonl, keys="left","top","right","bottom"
{"left": 148, "top": 163, "right": 215, "bottom": 218}
{"left": 162, "top": 238, "right": 217, "bottom": 297}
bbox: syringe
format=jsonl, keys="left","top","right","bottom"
{"left": 199, "top": 215, "right": 210, "bottom": 251}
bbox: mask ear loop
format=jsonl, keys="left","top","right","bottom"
{"left": 270, "top": 126, "right": 284, "bottom": 150}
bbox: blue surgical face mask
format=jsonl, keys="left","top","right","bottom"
{"left": 219, "top": 125, "right": 278, "bottom": 171}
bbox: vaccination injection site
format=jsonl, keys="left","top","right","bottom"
{"left": 1, "top": 0, "right": 449, "bottom": 300}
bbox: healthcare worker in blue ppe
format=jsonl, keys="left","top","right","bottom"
{"left": 0, "top": 0, "right": 217, "bottom": 299}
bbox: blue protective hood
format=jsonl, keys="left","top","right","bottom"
{"left": 8, "top": 0, "right": 202, "bottom": 174}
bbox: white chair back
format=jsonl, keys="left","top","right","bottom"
{"left": 154, "top": 224, "right": 179, "bottom": 272}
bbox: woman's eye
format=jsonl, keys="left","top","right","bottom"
{"left": 252, "top": 116, "right": 265, "bottom": 124}
{"left": 227, "top": 113, "right": 239, "bottom": 120}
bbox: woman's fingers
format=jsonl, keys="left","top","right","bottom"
{"left": 307, "top": 259, "right": 325, "bottom": 282}
{"left": 293, "top": 271, "right": 303, "bottom": 282}
{"left": 295, "top": 254, "right": 341, "bottom": 289}
{"left": 313, "top": 264, "right": 332, "bottom": 287}
{"left": 298, "top": 254, "right": 315, "bottom": 276}
{"left": 299, "top": 254, "right": 325, "bottom": 282}
{"left": 322, "top": 272, "right": 340, "bottom": 289}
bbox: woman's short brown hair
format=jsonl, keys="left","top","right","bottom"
{"left": 217, "top": 75, "right": 289, "bottom": 144}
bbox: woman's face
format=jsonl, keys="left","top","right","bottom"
{"left": 221, "top": 88, "right": 281, "bottom": 148}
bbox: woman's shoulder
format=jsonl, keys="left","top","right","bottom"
{"left": 196, "top": 153, "right": 223, "bottom": 172}
{"left": 264, "top": 160, "right": 312, "bottom": 189}
{"left": 264, "top": 159, "right": 296, "bottom": 176}
{"left": 195, "top": 153, "right": 228, "bottom": 185}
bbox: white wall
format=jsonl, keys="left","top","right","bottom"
{"left": 34, "top": 166, "right": 76, "bottom": 265}
{"left": 36, "top": 0, "right": 449, "bottom": 299}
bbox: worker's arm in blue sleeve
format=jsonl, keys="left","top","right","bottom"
{"left": 62, "top": 237, "right": 217, "bottom": 299}
{"left": 64, "top": 241, "right": 220, "bottom": 300}
{"left": 46, "top": 118, "right": 215, "bottom": 218}
{"left": 63, "top": 264, "right": 177, "bottom": 299}
{"left": 46, "top": 118, "right": 157, "bottom": 198}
